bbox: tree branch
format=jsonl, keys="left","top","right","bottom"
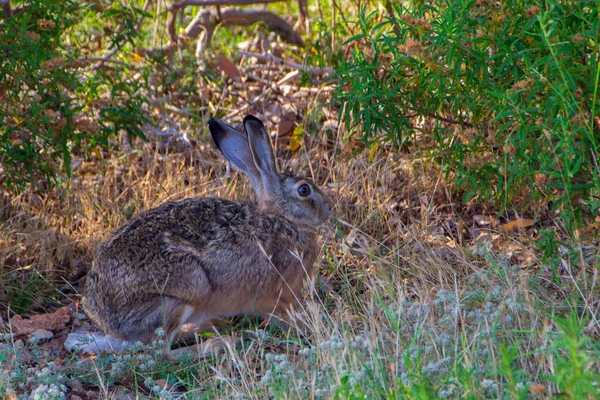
{"left": 167, "top": 10, "right": 178, "bottom": 45}
{"left": 169, "top": 0, "right": 285, "bottom": 11}
{"left": 142, "top": 7, "right": 304, "bottom": 56}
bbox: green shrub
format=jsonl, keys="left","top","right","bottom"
{"left": 334, "top": 0, "right": 600, "bottom": 229}
{"left": 0, "top": 0, "right": 148, "bottom": 189}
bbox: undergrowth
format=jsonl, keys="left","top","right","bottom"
{"left": 334, "top": 0, "right": 600, "bottom": 231}
{"left": 1, "top": 257, "right": 599, "bottom": 398}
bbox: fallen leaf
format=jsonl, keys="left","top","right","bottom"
{"left": 322, "top": 119, "right": 339, "bottom": 133}
{"left": 368, "top": 143, "right": 379, "bottom": 162}
{"left": 499, "top": 218, "right": 535, "bottom": 233}
{"left": 529, "top": 383, "right": 545, "bottom": 394}
{"left": 215, "top": 55, "right": 242, "bottom": 82}
{"left": 131, "top": 53, "right": 144, "bottom": 63}
{"left": 9, "top": 306, "right": 72, "bottom": 336}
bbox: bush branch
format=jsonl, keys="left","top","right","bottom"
{"left": 240, "top": 51, "right": 333, "bottom": 75}
{"left": 1, "top": 0, "right": 12, "bottom": 18}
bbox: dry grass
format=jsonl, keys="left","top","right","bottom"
{"left": 1, "top": 109, "right": 599, "bottom": 397}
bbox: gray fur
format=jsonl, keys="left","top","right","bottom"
{"left": 83, "top": 116, "right": 331, "bottom": 350}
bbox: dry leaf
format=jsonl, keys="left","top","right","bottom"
{"left": 289, "top": 124, "right": 304, "bottom": 152}
{"left": 215, "top": 55, "right": 242, "bottom": 82}
{"left": 277, "top": 111, "right": 297, "bottom": 135}
{"left": 499, "top": 218, "right": 535, "bottom": 233}
{"left": 529, "top": 383, "right": 545, "bottom": 394}
{"left": 473, "top": 214, "right": 497, "bottom": 226}
{"left": 131, "top": 53, "right": 144, "bottom": 63}
{"left": 10, "top": 306, "right": 72, "bottom": 336}
{"left": 368, "top": 143, "right": 379, "bottom": 162}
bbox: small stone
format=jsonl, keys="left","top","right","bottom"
{"left": 29, "top": 329, "right": 54, "bottom": 342}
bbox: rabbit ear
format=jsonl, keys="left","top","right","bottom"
{"left": 243, "top": 115, "right": 279, "bottom": 195}
{"left": 208, "top": 118, "right": 262, "bottom": 193}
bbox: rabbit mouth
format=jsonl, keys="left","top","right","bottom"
{"left": 321, "top": 202, "right": 331, "bottom": 221}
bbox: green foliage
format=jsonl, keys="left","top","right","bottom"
{"left": 334, "top": 0, "right": 600, "bottom": 227}
{"left": 0, "top": 0, "right": 148, "bottom": 189}
{"left": 547, "top": 313, "right": 600, "bottom": 398}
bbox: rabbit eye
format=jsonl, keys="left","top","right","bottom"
{"left": 298, "top": 183, "right": 311, "bottom": 197}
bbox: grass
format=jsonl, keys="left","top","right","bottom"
{"left": 1, "top": 0, "right": 600, "bottom": 399}
{"left": 1, "top": 119, "right": 599, "bottom": 398}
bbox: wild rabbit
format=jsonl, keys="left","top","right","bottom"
{"left": 81, "top": 115, "right": 331, "bottom": 356}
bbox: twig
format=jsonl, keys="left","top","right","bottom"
{"left": 167, "top": 10, "right": 178, "bottom": 45}
{"left": 92, "top": 0, "right": 151, "bottom": 71}
{"left": 217, "top": 9, "right": 303, "bottom": 47}
{"left": 80, "top": 57, "right": 135, "bottom": 67}
{"left": 240, "top": 51, "right": 334, "bottom": 75}
{"left": 404, "top": 106, "right": 476, "bottom": 128}
{"left": 225, "top": 71, "right": 299, "bottom": 119}
{"left": 425, "top": 112, "right": 475, "bottom": 128}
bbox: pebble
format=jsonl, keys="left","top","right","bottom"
{"left": 29, "top": 329, "right": 54, "bottom": 342}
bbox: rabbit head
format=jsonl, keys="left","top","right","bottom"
{"left": 209, "top": 115, "right": 331, "bottom": 227}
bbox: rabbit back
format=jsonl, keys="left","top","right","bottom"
{"left": 83, "top": 196, "right": 319, "bottom": 342}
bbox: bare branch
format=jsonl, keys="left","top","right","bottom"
{"left": 167, "top": 10, "right": 178, "bottom": 45}
{"left": 218, "top": 9, "right": 304, "bottom": 47}
{"left": 225, "top": 71, "right": 299, "bottom": 119}
{"left": 142, "top": 7, "right": 304, "bottom": 56}
{"left": 240, "top": 51, "right": 333, "bottom": 75}
{"left": 169, "top": 0, "right": 285, "bottom": 11}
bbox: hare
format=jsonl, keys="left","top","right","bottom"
{"left": 81, "top": 115, "right": 331, "bottom": 356}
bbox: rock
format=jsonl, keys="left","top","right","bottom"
{"left": 75, "top": 313, "right": 87, "bottom": 320}
{"left": 9, "top": 306, "right": 71, "bottom": 336}
{"left": 29, "top": 329, "right": 54, "bottom": 342}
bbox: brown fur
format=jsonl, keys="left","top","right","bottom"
{"left": 83, "top": 116, "right": 331, "bottom": 349}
